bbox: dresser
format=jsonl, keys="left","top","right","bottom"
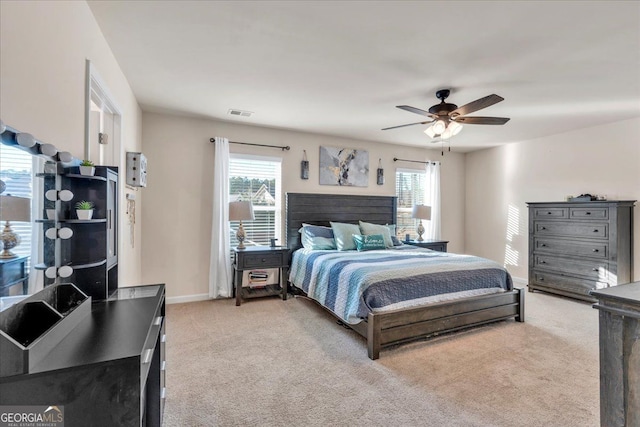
{"left": 528, "top": 201, "right": 635, "bottom": 302}
{"left": 0, "top": 284, "right": 165, "bottom": 426}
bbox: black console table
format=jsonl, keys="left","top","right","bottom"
{"left": 0, "top": 284, "right": 166, "bottom": 427}
{"left": 591, "top": 282, "right": 640, "bottom": 427}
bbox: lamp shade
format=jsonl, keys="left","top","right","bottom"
{"left": 0, "top": 195, "right": 31, "bottom": 222}
{"left": 411, "top": 205, "right": 431, "bottom": 221}
{"left": 229, "top": 201, "right": 255, "bottom": 221}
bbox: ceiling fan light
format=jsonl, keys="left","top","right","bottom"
{"left": 441, "top": 128, "right": 453, "bottom": 140}
{"left": 449, "top": 121, "right": 463, "bottom": 136}
{"left": 432, "top": 120, "right": 446, "bottom": 135}
{"left": 424, "top": 126, "right": 437, "bottom": 138}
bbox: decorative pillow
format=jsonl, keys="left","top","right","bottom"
{"left": 300, "top": 224, "right": 336, "bottom": 250}
{"left": 359, "top": 221, "right": 393, "bottom": 248}
{"left": 353, "top": 234, "right": 387, "bottom": 251}
{"left": 330, "top": 221, "right": 361, "bottom": 251}
{"left": 385, "top": 224, "right": 404, "bottom": 246}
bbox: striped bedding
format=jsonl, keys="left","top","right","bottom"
{"left": 289, "top": 246, "right": 513, "bottom": 325}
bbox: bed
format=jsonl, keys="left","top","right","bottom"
{"left": 286, "top": 192, "right": 524, "bottom": 360}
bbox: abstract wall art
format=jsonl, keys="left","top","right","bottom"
{"left": 319, "top": 146, "right": 369, "bottom": 187}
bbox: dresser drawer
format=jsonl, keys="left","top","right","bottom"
{"left": 531, "top": 270, "right": 606, "bottom": 295}
{"left": 532, "top": 208, "right": 568, "bottom": 219}
{"left": 534, "top": 221, "right": 608, "bottom": 239}
{"left": 241, "top": 252, "right": 285, "bottom": 269}
{"left": 569, "top": 207, "right": 608, "bottom": 220}
{"left": 534, "top": 255, "right": 608, "bottom": 280}
{"left": 533, "top": 237, "right": 608, "bottom": 259}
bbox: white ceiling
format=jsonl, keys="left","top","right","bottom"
{"left": 87, "top": 1, "right": 640, "bottom": 152}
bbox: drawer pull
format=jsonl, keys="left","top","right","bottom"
{"left": 142, "top": 349, "right": 154, "bottom": 364}
{"left": 547, "top": 212, "right": 552, "bottom": 215}
{"left": 593, "top": 249, "right": 599, "bottom": 252}
{"left": 541, "top": 227, "right": 546, "bottom": 230}
{"left": 592, "top": 268, "right": 599, "bottom": 271}
{"left": 540, "top": 244, "right": 547, "bottom": 247}
{"left": 593, "top": 229, "right": 599, "bottom": 233}
{"left": 585, "top": 212, "right": 591, "bottom": 215}
{"left": 154, "top": 316, "right": 163, "bottom": 326}
{"left": 539, "top": 277, "right": 544, "bottom": 281}
{"left": 262, "top": 258, "right": 266, "bottom": 262}
{"left": 540, "top": 261, "right": 547, "bottom": 264}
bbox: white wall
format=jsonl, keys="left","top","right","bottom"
{"left": 141, "top": 112, "right": 466, "bottom": 300}
{"left": 465, "top": 117, "right": 640, "bottom": 283}
{"left": 0, "top": 1, "right": 143, "bottom": 285}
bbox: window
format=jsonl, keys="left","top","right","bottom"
{"left": 0, "top": 144, "right": 33, "bottom": 258}
{"left": 229, "top": 154, "right": 282, "bottom": 247}
{"left": 395, "top": 168, "right": 426, "bottom": 240}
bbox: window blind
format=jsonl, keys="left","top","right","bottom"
{"left": 395, "top": 168, "right": 426, "bottom": 239}
{"left": 0, "top": 144, "right": 33, "bottom": 258}
{"left": 229, "top": 155, "right": 282, "bottom": 247}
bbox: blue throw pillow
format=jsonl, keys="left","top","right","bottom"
{"left": 300, "top": 224, "right": 336, "bottom": 250}
{"left": 330, "top": 221, "right": 361, "bottom": 251}
{"left": 353, "top": 234, "right": 387, "bottom": 251}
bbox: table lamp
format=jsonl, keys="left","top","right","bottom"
{"left": 0, "top": 195, "right": 31, "bottom": 258}
{"left": 229, "top": 201, "right": 254, "bottom": 249}
{"left": 411, "top": 205, "right": 431, "bottom": 242}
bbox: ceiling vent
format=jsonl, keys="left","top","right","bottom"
{"left": 227, "top": 109, "right": 253, "bottom": 117}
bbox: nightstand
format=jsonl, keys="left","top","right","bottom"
{"left": 0, "top": 256, "right": 29, "bottom": 297}
{"left": 404, "top": 239, "right": 448, "bottom": 252}
{"left": 233, "top": 246, "right": 289, "bottom": 306}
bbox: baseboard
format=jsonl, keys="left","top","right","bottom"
{"left": 166, "top": 293, "right": 211, "bottom": 305}
{"left": 511, "top": 276, "right": 527, "bottom": 287}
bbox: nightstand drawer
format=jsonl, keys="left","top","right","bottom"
{"left": 1, "top": 262, "right": 25, "bottom": 284}
{"left": 241, "top": 252, "right": 285, "bottom": 269}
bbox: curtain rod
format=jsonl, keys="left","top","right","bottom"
{"left": 209, "top": 138, "right": 290, "bottom": 151}
{"left": 393, "top": 157, "right": 439, "bottom": 165}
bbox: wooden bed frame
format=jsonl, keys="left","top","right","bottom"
{"left": 286, "top": 192, "right": 525, "bottom": 360}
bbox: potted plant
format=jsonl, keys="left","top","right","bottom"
{"left": 75, "top": 200, "right": 94, "bottom": 220}
{"left": 79, "top": 160, "right": 95, "bottom": 176}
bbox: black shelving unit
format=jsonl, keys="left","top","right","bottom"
{"left": 57, "top": 166, "right": 118, "bottom": 300}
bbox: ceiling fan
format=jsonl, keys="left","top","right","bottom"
{"left": 382, "top": 89, "right": 510, "bottom": 140}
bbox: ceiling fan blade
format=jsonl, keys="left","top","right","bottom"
{"left": 381, "top": 120, "right": 433, "bottom": 131}
{"left": 450, "top": 94, "right": 504, "bottom": 117}
{"left": 396, "top": 105, "right": 437, "bottom": 118}
{"left": 453, "top": 116, "right": 510, "bottom": 125}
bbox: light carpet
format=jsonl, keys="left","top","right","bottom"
{"left": 163, "top": 289, "right": 599, "bottom": 426}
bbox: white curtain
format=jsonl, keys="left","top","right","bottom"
{"left": 209, "top": 137, "right": 232, "bottom": 298}
{"left": 425, "top": 162, "right": 441, "bottom": 239}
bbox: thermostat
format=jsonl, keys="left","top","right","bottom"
{"left": 126, "top": 152, "right": 147, "bottom": 187}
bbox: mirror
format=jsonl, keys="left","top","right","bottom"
{"left": 0, "top": 121, "right": 78, "bottom": 309}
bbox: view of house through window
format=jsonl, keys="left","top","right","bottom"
{"left": 395, "top": 168, "right": 426, "bottom": 240}
{"left": 0, "top": 143, "right": 33, "bottom": 258}
{"left": 229, "top": 155, "right": 282, "bottom": 247}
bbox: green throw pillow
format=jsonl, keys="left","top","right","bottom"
{"left": 353, "top": 234, "right": 387, "bottom": 251}
{"left": 330, "top": 221, "right": 361, "bottom": 251}
{"left": 359, "top": 221, "right": 393, "bottom": 248}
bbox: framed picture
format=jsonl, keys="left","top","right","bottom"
{"left": 319, "top": 146, "right": 369, "bottom": 187}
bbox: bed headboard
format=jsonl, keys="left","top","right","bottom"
{"left": 285, "top": 192, "right": 397, "bottom": 253}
